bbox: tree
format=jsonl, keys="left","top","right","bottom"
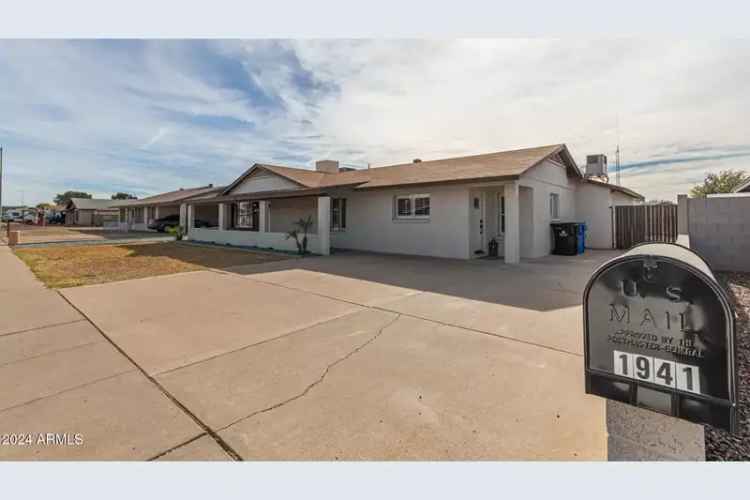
{"left": 285, "top": 215, "right": 315, "bottom": 255}
{"left": 689, "top": 170, "right": 749, "bottom": 197}
{"left": 111, "top": 192, "right": 138, "bottom": 200}
{"left": 36, "top": 202, "right": 54, "bottom": 210}
{"left": 54, "top": 191, "right": 92, "bottom": 205}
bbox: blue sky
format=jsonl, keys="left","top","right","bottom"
{"left": 1, "top": 39, "right": 749, "bottom": 205}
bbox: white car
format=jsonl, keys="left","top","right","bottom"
{"left": 23, "top": 213, "right": 36, "bottom": 224}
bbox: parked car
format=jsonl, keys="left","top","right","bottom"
{"left": 148, "top": 214, "right": 180, "bottom": 232}
{"left": 47, "top": 213, "right": 65, "bottom": 224}
{"left": 23, "top": 213, "right": 37, "bottom": 224}
{"left": 193, "top": 219, "right": 213, "bottom": 228}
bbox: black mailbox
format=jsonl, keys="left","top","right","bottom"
{"left": 583, "top": 243, "right": 738, "bottom": 432}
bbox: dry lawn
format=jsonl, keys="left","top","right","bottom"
{"left": 15, "top": 242, "right": 290, "bottom": 288}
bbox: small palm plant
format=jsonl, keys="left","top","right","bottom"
{"left": 167, "top": 225, "right": 186, "bottom": 241}
{"left": 286, "top": 215, "right": 314, "bottom": 255}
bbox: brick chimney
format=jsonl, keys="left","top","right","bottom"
{"left": 315, "top": 160, "right": 339, "bottom": 174}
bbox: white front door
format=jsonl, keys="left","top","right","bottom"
{"left": 496, "top": 193, "right": 506, "bottom": 256}
{"left": 470, "top": 192, "right": 486, "bottom": 256}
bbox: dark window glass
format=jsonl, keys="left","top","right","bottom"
{"left": 397, "top": 198, "right": 411, "bottom": 217}
{"left": 414, "top": 196, "right": 430, "bottom": 216}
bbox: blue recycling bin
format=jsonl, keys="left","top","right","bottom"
{"left": 577, "top": 223, "right": 586, "bottom": 254}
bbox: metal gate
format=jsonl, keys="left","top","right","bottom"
{"left": 614, "top": 204, "right": 678, "bottom": 249}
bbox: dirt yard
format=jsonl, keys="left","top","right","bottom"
{"left": 14, "top": 242, "right": 291, "bottom": 288}
{"left": 705, "top": 272, "right": 750, "bottom": 460}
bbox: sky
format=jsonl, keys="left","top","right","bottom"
{"left": 0, "top": 39, "right": 748, "bottom": 206}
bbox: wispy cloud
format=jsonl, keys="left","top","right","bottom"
{"left": 0, "top": 39, "right": 748, "bottom": 205}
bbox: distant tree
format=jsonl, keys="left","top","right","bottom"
{"left": 54, "top": 191, "right": 92, "bottom": 205}
{"left": 111, "top": 192, "right": 138, "bottom": 200}
{"left": 689, "top": 170, "right": 749, "bottom": 197}
{"left": 36, "top": 202, "right": 54, "bottom": 210}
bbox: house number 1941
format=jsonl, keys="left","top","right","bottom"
{"left": 613, "top": 350, "right": 701, "bottom": 394}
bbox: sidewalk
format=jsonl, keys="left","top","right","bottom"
{"left": 0, "top": 246, "right": 208, "bottom": 460}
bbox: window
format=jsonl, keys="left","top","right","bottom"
{"left": 331, "top": 198, "right": 347, "bottom": 231}
{"left": 549, "top": 193, "right": 560, "bottom": 220}
{"left": 395, "top": 194, "right": 430, "bottom": 219}
{"left": 233, "top": 201, "right": 259, "bottom": 230}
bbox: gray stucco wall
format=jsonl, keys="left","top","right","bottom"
{"left": 688, "top": 196, "right": 750, "bottom": 272}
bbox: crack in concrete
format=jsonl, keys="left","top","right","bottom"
{"left": 147, "top": 432, "right": 207, "bottom": 461}
{"left": 217, "top": 313, "right": 402, "bottom": 432}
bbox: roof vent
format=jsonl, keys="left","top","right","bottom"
{"left": 413, "top": 158, "right": 422, "bottom": 163}
{"left": 208, "top": 183, "right": 213, "bottom": 188}
{"left": 315, "top": 160, "right": 339, "bottom": 174}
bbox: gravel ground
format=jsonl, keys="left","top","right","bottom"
{"left": 705, "top": 272, "right": 750, "bottom": 460}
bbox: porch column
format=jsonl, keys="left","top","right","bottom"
{"left": 179, "top": 203, "right": 187, "bottom": 229}
{"left": 187, "top": 204, "right": 194, "bottom": 238}
{"left": 504, "top": 182, "right": 520, "bottom": 264}
{"left": 218, "top": 203, "right": 226, "bottom": 231}
{"left": 317, "top": 196, "right": 331, "bottom": 256}
{"left": 258, "top": 201, "right": 268, "bottom": 232}
{"left": 154, "top": 205, "right": 160, "bottom": 221}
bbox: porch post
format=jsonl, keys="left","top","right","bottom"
{"left": 187, "top": 204, "right": 194, "bottom": 238}
{"left": 179, "top": 203, "right": 187, "bottom": 229}
{"left": 154, "top": 205, "right": 160, "bottom": 221}
{"left": 218, "top": 203, "right": 226, "bottom": 231}
{"left": 504, "top": 182, "right": 520, "bottom": 264}
{"left": 258, "top": 201, "right": 268, "bottom": 232}
{"left": 317, "top": 196, "right": 331, "bottom": 256}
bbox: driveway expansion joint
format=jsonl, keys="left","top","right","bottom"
{"left": 0, "top": 319, "right": 87, "bottom": 338}
{"left": 217, "top": 313, "right": 402, "bottom": 433}
{"left": 56, "top": 290, "right": 244, "bottom": 462}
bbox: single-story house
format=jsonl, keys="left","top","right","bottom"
{"left": 111, "top": 185, "right": 223, "bottom": 231}
{"left": 63, "top": 198, "right": 120, "bottom": 226}
{"left": 181, "top": 144, "right": 644, "bottom": 263}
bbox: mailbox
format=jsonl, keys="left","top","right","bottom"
{"left": 583, "top": 243, "right": 738, "bottom": 432}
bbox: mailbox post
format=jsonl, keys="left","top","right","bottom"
{"left": 583, "top": 243, "right": 737, "bottom": 433}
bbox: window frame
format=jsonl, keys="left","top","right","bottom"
{"left": 330, "top": 198, "right": 347, "bottom": 232}
{"left": 394, "top": 194, "right": 431, "bottom": 220}
{"left": 497, "top": 194, "right": 505, "bottom": 234}
{"left": 549, "top": 192, "right": 560, "bottom": 220}
{"left": 232, "top": 200, "right": 259, "bottom": 231}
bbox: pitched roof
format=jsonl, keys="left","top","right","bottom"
{"left": 224, "top": 144, "right": 581, "bottom": 195}
{"left": 584, "top": 178, "right": 644, "bottom": 200}
{"left": 733, "top": 177, "right": 750, "bottom": 193}
{"left": 66, "top": 198, "right": 119, "bottom": 211}
{"left": 110, "top": 185, "right": 224, "bottom": 207}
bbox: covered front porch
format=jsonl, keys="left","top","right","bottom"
{"left": 119, "top": 203, "right": 183, "bottom": 231}
{"left": 467, "top": 181, "right": 531, "bottom": 264}
{"left": 186, "top": 192, "right": 332, "bottom": 255}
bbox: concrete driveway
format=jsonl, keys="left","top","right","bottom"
{"left": 1, "top": 248, "right": 619, "bottom": 460}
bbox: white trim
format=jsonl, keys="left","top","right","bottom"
{"left": 394, "top": 193, "right": 431, "bottom": 220}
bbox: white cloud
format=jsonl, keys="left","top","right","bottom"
{"left": 0, "top": 39, "right": 748, "bottom": 205}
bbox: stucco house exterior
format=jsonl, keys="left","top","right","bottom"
{"left": 63, "top": 198, "right": 119, "bottom": 226}
{"left": 181, "top": 144, "right": 643, "bottom": 263}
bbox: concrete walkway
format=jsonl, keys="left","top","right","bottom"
{"left": 0, "top": 246, "right": 226, "bottom": 460}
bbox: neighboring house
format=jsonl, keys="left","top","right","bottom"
{"left": 110, "top": 185, "right": 223, "bottom": 231}
{"left": 183, "top": 144, "right": 644, "bottom": 263}
{"left": 63, "top": 198, "right": 119, "bottom": 226}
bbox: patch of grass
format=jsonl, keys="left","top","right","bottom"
{"left": 14, "top": 241, "right": 290, "bottom": 288}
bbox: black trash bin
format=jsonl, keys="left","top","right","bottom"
{"left": 551, "top": 222, "right": 578, "bottom": 255}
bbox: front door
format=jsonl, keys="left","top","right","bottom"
{"left": 470, "top": 192, "right": 486, "bottom": 256}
